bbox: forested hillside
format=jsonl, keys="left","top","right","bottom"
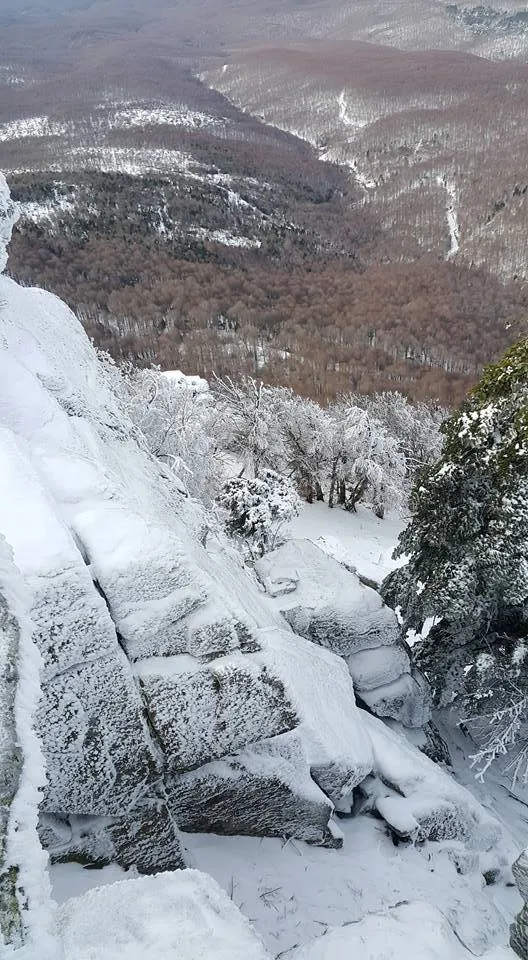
{"left": 1, "top": 0, "right": 527, "bottom": 404}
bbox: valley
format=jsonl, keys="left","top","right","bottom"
{"left": 1, "top": 0, "right": 527, "bottom": 403}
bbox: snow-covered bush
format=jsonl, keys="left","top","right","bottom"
{"left": 219, "top": 469, "right": 301, "bottom": 558}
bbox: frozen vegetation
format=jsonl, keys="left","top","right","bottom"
{"left": 0, "top": 174, "right": 527, "bottom": 959}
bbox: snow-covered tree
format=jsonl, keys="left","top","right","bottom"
{"left": 218, "top": 468, "right": 301, "bottom": 558}
{"left": 358, "top": 392, "right": 446, "bottom": 481}
{"left": 381, "top": 339, "right": 528, "bottom": 774}
{"left": 120, "top": 366, "right": 221, "bottom": 505}
{"left": 276, "top": 390, "right": 333, "bottom": 503}
{"left": 212, "top": 376, "right": 285, "bottom": 479}
{"left": 328, "top": 400, "right": 407, "bottom": 517}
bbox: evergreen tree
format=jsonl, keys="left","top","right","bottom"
{"left": 381, "top": 339, "right": 528, "bottom": 722}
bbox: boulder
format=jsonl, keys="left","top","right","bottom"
{"left": 362, "top": 712, "right": 502, "bottom": 851}
{"left": 145, "top": 629, "right": 373, "bottom": 843}
{"left": 39, "top": 798, "right": 184, "bottom": 874}
{"left": 346, "top": 644, "right": 410, "bottom": 692}
{"left": 512, "top": 903, "right": 528, "bottom": 960}
{"left": 359, "top": 670, "right": 431, "bottom": 728}
{"left": 255, "top": 540, "right": 430, "bottom": 727}
{"left": 511, "top": 849, "right": 528, "bottom": 959}
{"left": 255, "top": 540, "right": 400, "bottom": 657}
{"left": 168, "top": 743, "right": 338, "bottom": 847}
{"left": 57, "top": 869, "right": 271, "bottom": 960}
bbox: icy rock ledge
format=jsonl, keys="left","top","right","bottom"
{"left": 255, "top": 539, "right": 431, "bottom": 727}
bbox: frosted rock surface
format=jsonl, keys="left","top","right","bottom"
{"left": 255, "top": 540, "right": 430, "bottom": 726}
{"left": 57, "top": 869, "right": 271, "bottom": 960}
{"left": 0, "top": 172, "right": 18, "bottom": 272}
{"left": 363, "top": 713, "right": 502, "bottom": 850}
{"left": 255, "top": 539, "right": 400, "bottom": 656}
{"left": 169, "top": 745, "right": 336, "bottom": 846}
{"left": 0, "top": 535, "right": 59, "bottom": 958}
{"left": 137, "top": 652, "right": 298, "bottom": 771}
{"left": 360, "top": 670, "right": 431, "bottom": 727}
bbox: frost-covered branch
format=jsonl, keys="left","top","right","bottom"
{"left": 469, "top": 696, "right": 528, "bottom": 784}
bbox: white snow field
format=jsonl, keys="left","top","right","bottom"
{"left": 0, "top": 172, "right": 525, "bottom": 960}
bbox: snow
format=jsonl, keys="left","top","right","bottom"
{"left": 0, "top": 536, "right": 60, "bottom": 959}
{"left": 290, "top": 501, "right": 405, "bottom": 587}
{"left": 186, "top": 804, "right": 515, "bottom": 957}
{"left": 437, "top": 174, "right": 460, "bottom": 259}
{"left": 289, "top": 901, "right": 517, "bottom": 960}
{"left": 0, "top": 171, "right": 19, "bottom": 272}
{"left": 189, "top": 226, "right": 261, "bottom": 248}
{"left": 56, "top": 869, "right": 270, "bottom": 960}
{"left": 0, "top": 116, "right": 67, "bottom": 142}
{"left": 104, "top": 103, "right": 223, "bottom": 131}
{"left": 161, "top": 370, "right": 210, "bottom": 393}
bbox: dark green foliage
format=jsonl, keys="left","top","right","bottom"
{"left": 382, "top": 338, "right": 528, "bottom": 708}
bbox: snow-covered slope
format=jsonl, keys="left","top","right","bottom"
{"left": 0, "top": 174, "right": 523, "bottom": 959}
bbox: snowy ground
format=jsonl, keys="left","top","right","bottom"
{"left": 290, "top": 501, "right": 405, "bottom": 585}
{"left": 48, "top": 503, "right": 526, "bottom": 958}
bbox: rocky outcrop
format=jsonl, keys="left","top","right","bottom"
{"left": 0, "top": 190, "right": 377, "bottom": 867}
{"left": 0, "top": 535, "right": 58, "bottom": 958}
{"left": 511, "top": 849, "right": 528, "bottom": 959}
{"left": 255, "top": 540, "right": 430, "bottom": 727}
{"left": 356, "top": 713, "right": 503, "bottom": 857}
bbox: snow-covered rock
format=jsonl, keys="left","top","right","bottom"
{"left": 0, "top": 185, "right": 378, "bottom": 862}
{"left": 170, "top": 745, "right": 338, "bottom": 847}
{"left": 167, "top": 629, "right": 373, "bottom": 843}
{"left": 57, "top": 869, "right": 271, "bottom": 960}
{"left": 0, "top": 171, "right": 18, "bottom": 272}
{"left": 0, "top": 535, "right": 58, "bottom": 958}
{"left": 255, "top": 541, "right": 400, "bottom": 657}
{"left": 511, "top": 849, "right": 528, "bottom": 959}
{"left": 288, "top": 901, "right": 512, "bottom": 960}
{"left": 0, "top": 426, "right": 184, "bottom": 872}
{"left": 255, "top": 540, "right": 430, "bottom": 727}
{"left": 360, "top": 669, "right": 431, "bottom": 727}
{"left": 361, "top": 713, "right": 502, "bottom": 852}
{"left": 137, "top": 652, "right": 298, "bottom": 772}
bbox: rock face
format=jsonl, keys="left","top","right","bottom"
{"left": 511, "top": 849, "right": 528, "bottom": 959}
{"left": 0, "top": 172, "right": 18, "bottom": 272}
{"left": 255, "top": 540, "right": 430, "bottom": 727}
{"left": 0, "top": 196, "right": 376, "bottom": 867}
{"left": 0, "top": 536, "right": 58, "bottom": 958}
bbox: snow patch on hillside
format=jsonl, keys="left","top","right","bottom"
{"left": 0, "top": 116, "right": 68, "bottom": 142}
